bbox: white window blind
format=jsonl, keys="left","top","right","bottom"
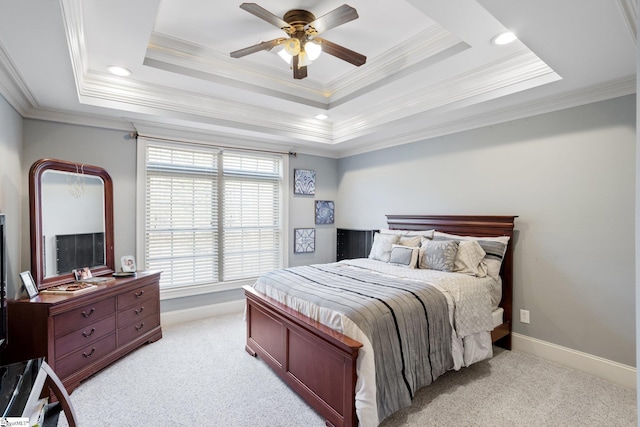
{"left": 145, "top": 141, "right": 283, "bottom": 289}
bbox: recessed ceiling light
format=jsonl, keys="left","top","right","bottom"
{"left": 107, "top": 66, "right": 131, "bottom": 76}
{"left": 492, "top": 32, "right": 517, "bottom": 45}
{"left": 315, "top": 114, "right": 328, "bottom": 120}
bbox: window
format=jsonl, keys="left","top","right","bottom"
{"left": 141, "top": 140, "right": 284, "bottom": 291}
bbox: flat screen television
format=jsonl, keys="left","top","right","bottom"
{"left": 0, "top": 214, "right": 6, "bottom": 348}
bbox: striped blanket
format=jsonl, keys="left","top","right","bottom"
{"left": 252, "top": 262, "right": 454, "bottom": 422}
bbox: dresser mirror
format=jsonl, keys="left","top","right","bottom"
{"left": 29, "top": 159, "right": 115, "bottom": 289}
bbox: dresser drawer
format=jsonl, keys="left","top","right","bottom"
{"left": 54, "top": 298, "right": 116, "bottom": 337}
{"left": 117, "top": 312, "right": 160, "bottom": 345}
{"left": 117, "top": 283, "right": 158, "bottom": 310}
{"left": 118, "top": 301, "right": 158, "bottom": 329}
{"left": 54, "top": 334, "right": 117, "bottom": 379}
{"left": 55, "top": 315, "right": 116, "bottom": 359}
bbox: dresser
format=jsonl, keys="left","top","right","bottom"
{"left": 6, "top": 271, "right": 161, "bottom": 394}
{"left": 336, "top": 228, "right": 376, "bottom": 261}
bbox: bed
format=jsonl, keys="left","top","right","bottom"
{"left": 243, "top": 215, "right": 516, "bottom": 427}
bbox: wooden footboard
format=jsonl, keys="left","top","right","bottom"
{"left": 244, "top": 285, "right": 362, "bottom": 427}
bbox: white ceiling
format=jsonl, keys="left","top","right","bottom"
{"left": 0, "top": 0, "right": 635, "bottom": 157}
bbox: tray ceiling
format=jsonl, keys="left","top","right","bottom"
{"left": 0, "top": 0, "right": 635, "bottom": 157}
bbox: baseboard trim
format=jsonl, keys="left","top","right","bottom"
{"left": 512, "top": 332, "right": 636, "bottom": 390}
{"left": 159, "top": 309, "right": 636, "bottom": 389}
{"left": 160, "top": 300, "right": 245, "bottom": 327}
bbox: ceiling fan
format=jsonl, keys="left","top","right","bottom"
{"left": 230, "top": 3, "right": 367, "bottom": 79}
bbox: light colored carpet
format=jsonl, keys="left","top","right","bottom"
{"left": 58, "top": 313, "right": 637, "bottom": 426}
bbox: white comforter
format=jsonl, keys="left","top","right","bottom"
{"left": 251, "top": 259, "right": 499, "bottom": 427}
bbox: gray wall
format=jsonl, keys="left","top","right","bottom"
{"left": 22, "top": 120, "right": 137, "bottom": 274}
{"left": 9, "top": 94, "right": 637, "bottom": 368}
{"left": 288, "top": 154, "right": 339, "bottom": 266}
{"left": 336, "top": 95, "right": 636, "bottom": 366}
{"left": 0, "top": 96, "right": 23, "bottom": 299}
{"left": 20, "top": 125, "right": 340, "bottom": 312}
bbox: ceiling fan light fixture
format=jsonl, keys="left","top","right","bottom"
{"left": 283, "top": 38, "right": 301, "bottom": 56}
{"left": 305, "top": 40, "right": 322, "bottom": 61}
{"left": 298, "top": 51, "right": 310, "bottom": 67}
{"left": 278, "top": 48, "right": 292, "bottom": 64}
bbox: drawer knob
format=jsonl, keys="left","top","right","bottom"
{"left": 135, "top": 323, "right": 145, "bottom": 331}
{"left": 83, "top": 348, "right": 96, "bottom": 358}
{"left": 82, "top": 328, "right": 96, "bottom": 338}
{"left": 134, "top": 290, "right": 144, "bottom": 298}
{"left": 135, "top": 306, "right": 144, "bottom": 315}
{"left": 82, "top": 308, "right": 95, "bottom": 318}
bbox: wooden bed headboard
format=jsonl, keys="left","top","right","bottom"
{"left": 386, "top": 214, "right": 517, "bottom": 349}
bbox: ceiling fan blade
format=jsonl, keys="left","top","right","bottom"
{"left": 304, "top": 4, "right": 358, "bottom": 34}
{"left": 230, "top": 38, "right": 285, "bottom": 58}
{"left": 292, "top": 56, "right": 308, "bottom": 79}
{"left": 315, "top": 38, "right": 366, "bottom": 67}
{"left": 239, "top": 3, "right": 292, "bottom": 32}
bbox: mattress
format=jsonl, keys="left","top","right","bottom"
{"left": 492, "top": 307, "right": 504, "bottom": 327}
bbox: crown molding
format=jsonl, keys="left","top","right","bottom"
{"left": 59, "top": 0, "right": 87, "bottom": 92}
{"left": 335, "top": 76, "right": 636, "bottom": 158}
{"left": 327, "top": 25, "right": 465, "bottom": 102}
{"left": 0, "top": 39, "right": 38, "bottom": 115}
{"left": 144, "top": 24, "right": 464, "bottom": 107}
{"left": 77, "top": 71, "right": 334, "bottom": 144}
{"left": 130, "top": 118, "right": 341, "bottom": 159}
{"left": 2, "top": 74, "right": 632, "bottom": 160}
{"left": 617, "top": 0, "right": 637, "bottom": 45}
{"left": 333, "top": 49, "right": 558, "bottom": 143}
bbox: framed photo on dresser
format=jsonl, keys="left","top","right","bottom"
{"left": 20, "top": 270, "right": 38, "bottom": 299}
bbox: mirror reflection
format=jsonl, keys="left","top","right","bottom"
{"left": 41, "top": 170, "right": 105, "bottom": 278}
{"left": 30, "top": 158, "right": 115, "bottom": 289}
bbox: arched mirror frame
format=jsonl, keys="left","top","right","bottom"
{"left": 29, "top": 159, "right": 115, "bottom": 289}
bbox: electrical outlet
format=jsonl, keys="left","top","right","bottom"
{"left": 520, "top": 309, "right": 530, "bottom": 324}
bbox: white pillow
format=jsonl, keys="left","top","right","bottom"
{"left": 454, "top": 240, "right": 488, "bottom": 277}
{"left": 379, "top": 229, "right": 435, "bottom": 239}
{"left": 368, "top": 232, "right": 399, "bottom": 262}
{"left": 389, "top": 244, "right": 419, "bottom": 268}
{"left": 433, "top": 231, "right": 510, "bottom": 280}
{"left": 398, "top": 235, "right": 422, "bottom": 247}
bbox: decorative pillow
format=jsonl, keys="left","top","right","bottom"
{"left": 433, "top": 232, "right": 510, "bottom": 280}
{"left": 454, "top": 240, "right": 488, "bottom": 277}
{"left": 389, "top": 245, "right": 419, "bottom": 268}
{"left": 368, "top": 232, "right": 399, "bottom": 262}
{"left": 379, "top": 229, "right": 435, "bottom": 239}
{"left": 398, "top": 235, "right": 422, "bottom": 247}
{"left": 418, "top": 240, "right": 459, "bottom": 272}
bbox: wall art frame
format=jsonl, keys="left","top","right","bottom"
{"left": 293, "top": 169, "right": 316, "bottom": 195}
{"left": 294, "top": 228, "right": 316, "bottom": 253}
{"left": 315, "top": 200, "right": 335, "bottom": 224}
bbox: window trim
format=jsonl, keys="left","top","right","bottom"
{"left": 135, "top": 136, "right": 290, "bottom": 299}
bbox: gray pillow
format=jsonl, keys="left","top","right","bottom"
{"left": 389, "top": 245, "right": 419, "bottom": 268}
{"left": 368, "top": 233, "right": 399, "bottom": 262}
{"left": 419, "top": 240, "right": 459, "bottom": 272}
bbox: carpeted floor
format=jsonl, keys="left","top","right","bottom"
{"left": 58, "top": 313, "right": 637, "bottom": 426}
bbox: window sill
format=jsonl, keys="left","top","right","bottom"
{"left": 159, "top": 278, "right": 256, "bottom": 300}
